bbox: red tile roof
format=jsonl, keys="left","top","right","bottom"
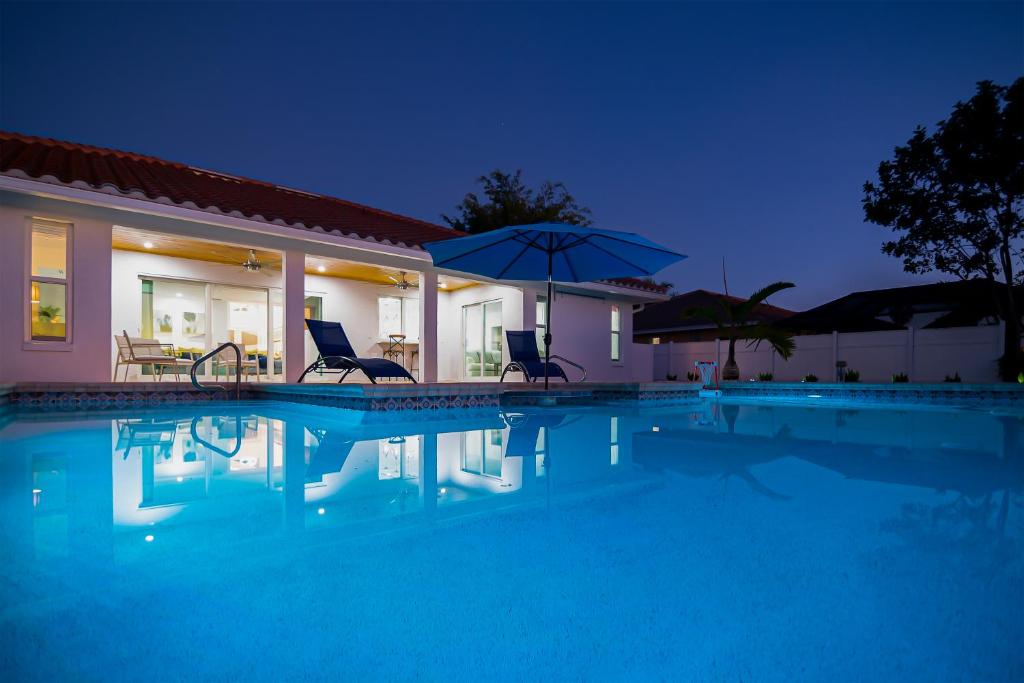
{"left": 0, "top": 130, "right": 461, "bottom": 249}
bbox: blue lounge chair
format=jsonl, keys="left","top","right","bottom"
{"left": 299, "top": 319, "right": 416, "bottom": 384}
{"left": 499, "top": 331, "right": 586, "bottom": 383}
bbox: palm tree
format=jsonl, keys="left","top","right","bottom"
{"left": 684, "top": 282, "right": 796, "bottom": 381}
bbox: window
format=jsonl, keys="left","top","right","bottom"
{"left": 29, "top": 219, "right": 71, "bottom": 342}
{"left": 378, "top": 296, "right": 419, "bottom": 340}
{"left": 304, "top": 295, "right": 323, "bottom": 321}
{"left": 463, "top": 300, "right": 502, "bottom": 378}
{"left": 462, "top": 429, "right": 503, "bottom": 478}
{"left": 378, "top": 436, "right": 420, "bottom": 480}
{"left": 610, "top": 416, "right": 620, "bottom": 466}
{"left": 610, "top": 305, "right": 621, "bottom": 362}
{"left": 536, "top": 296, "right": 547, "bottom": 348}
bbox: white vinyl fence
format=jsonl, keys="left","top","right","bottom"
{"left": 651, "top": 324, "right": 1005, "bottom": 383}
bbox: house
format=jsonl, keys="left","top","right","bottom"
{"left": 633, "top": 289, "right": 794, "bottom": 343}
{"left": 0, "top": 131, "right": 668, "bottom": 385}
{"left": 778, "top": 280, "right": 1014, "bottom": 334}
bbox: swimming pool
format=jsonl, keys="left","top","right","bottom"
{"left": 1, "top": 399, "right": 1021, "bottom": 681}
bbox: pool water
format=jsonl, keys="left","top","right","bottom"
{"left": 1, "top": 399, "right": 1021, "bottom": 681}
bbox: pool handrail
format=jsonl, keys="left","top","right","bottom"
{"left": 190, "top": 342, "right": 242, "bottom": 400}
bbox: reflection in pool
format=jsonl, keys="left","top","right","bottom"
{"left": 1, "top": 400, "right": 1021, "bottom": 681}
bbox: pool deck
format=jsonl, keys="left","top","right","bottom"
{"left": 1, "top": 379, "right": 1022, "bottom": 411}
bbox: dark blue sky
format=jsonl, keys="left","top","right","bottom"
{"left": 2, "top": 2, "right": 1021, "bottom": 309}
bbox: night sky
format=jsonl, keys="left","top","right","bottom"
{"left": 2, "top": 2, "right": 1020, "bottom": 310}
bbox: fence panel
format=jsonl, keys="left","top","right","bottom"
{"left": 647, "top": 325, "right": 1003, "bottom": 383}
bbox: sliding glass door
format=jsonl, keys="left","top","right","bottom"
{"left": 463, "top": 300, "right": 502, "bottom": 379}
{"left": 140, "top": 278, "right": 278, "bottom": 379}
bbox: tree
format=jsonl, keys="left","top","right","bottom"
{"left": 684, "top": 282, "right": 796, "bottom": 381}
{"left": 443, "top": 170, "right": 593, "bottom": 234}
{"left": 863, "top": 78, "right": 1024, "bottom": 380}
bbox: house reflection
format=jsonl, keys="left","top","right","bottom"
{"left": 0, "top": 406, "right": 645, "bottom": 568}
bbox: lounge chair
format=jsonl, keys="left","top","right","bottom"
{"left": 499, "top": 331, "right": 586, "bottom": 383}
{"left": 299, "top": 319, "right": 417, "bottom": 384}
{"left": 114, "top": 331, "right": 193, "bottom": 381}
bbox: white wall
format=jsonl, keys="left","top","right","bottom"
{"left": 0, "top": 206, "right": 113, "bottom": 383}
{"left": 304, "top": 273, "right": 419, "bottom": 366}
{"left": 652, "top": 325, "right": 1004, "bottom": 383}
{"left": 437, "top": 283, "right": 525, "bottom": 381}
{"left": 436, "top": 285, "right": 650, "bottom": 383}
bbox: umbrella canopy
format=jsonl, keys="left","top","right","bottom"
{"left": 424, "top": 223, "right": 686, "bottom": 389}
{"left": 424, "top": 223, "right": 684, "bottom": 282}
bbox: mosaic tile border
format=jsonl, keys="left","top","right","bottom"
{"left": 4, "top": 381, "right": 1021, "bottom": 413}
{"left": 264, "top": 391, "right": 501, "bottom": 412}
{"left": 10, "top": 389, "right": 250, "bottom": 411}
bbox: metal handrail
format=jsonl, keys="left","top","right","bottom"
{"left": 190, "top": 342, "right": 242, "bottom": 400}
{"left": 550, "top": 354, "right": 587, "bottom": 382}
{"left": 190, "top": 415, "right": 244, "bottom": 458}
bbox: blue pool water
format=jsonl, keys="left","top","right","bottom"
{"left": 1, "top": 399, "right": 1021, "bottom": 681}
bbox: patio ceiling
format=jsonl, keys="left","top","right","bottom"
{"left": 112, "top": 225, "right": 477, "bottom": 289}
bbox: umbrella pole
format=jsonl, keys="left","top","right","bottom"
{"left": 544, "top": 249, "right": 553, "bottom": 391}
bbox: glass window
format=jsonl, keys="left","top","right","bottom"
{"left": 304, "top": 295, "right": 323, "bottom": 321}
{"left": 379, "top": 296, "right": 418, "bottom": 339}
{"left": 536, "top": 297, "right": 547, "bottom": 348}
{"left": 403, "top": 301, "right": 419, "bottom": 342}
{"left": 611, "top": 305, "right": 621, "bottom": 362}
{"left": 379, "top": 296, "right": 402, "bottom": 337}
{"left": 30, "top": 282, "right": 67, "bottom": 341}
{"left": 29, "top": 220, "right": 70, "bottom": 342}
{"left": 610, "top": 416, "right": 620, "bottom": 466}
{"left": 462, "top": 429, "right": 503, "bottom": 478}
{"left": 463, "top": 300, "right": 503, "bottom": 378}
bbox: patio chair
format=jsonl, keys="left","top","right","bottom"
{"left": 499, "top": 331, "right": 586, "bottom": 383}
{"left": 299, "top": 319, "right": 417, "bottom": 384}
{"left": 211, "top": 344, "right": 261, "bottom": 381}
{"left": 114, "top": 331, "right": 193, "bottom": 382}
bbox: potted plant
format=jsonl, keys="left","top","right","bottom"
{"left": 683, "top": 282, "right": 796, "bottom": 381}
{"left": 37, "top": 304, "right": 61, "bottom": 323}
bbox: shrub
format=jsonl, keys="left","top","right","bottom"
{"left": 944, "top": 372, "right": 961, "bottom": 383}
{"left": 892, "top": 373, "right": 909, "bottom": 383}
{"left": 844, "top": 369, "right": 860, "bottom": 383}
{"left": 803, "top": 374, "right": 818, "bottom": 383}
{"left": 686, "top": 371, "right": 699, "bottom": 382}
{"left": 666, "top": 373, "right": 678, "bottom": 381}
{"left": 757, "top": 372, "right": 773, "bottom": 382}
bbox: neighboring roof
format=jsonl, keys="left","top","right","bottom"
{"left": 779, "top": 279, "right": 1014, "bottom": 334}
{"left": 633, "top": 289, "right": 794, "bottom": 333}
{"left": 600, "top": 277, "right": 672, "bottom": 294}
{"left": 0, "top": 130, "right": 461, "bottom": 249}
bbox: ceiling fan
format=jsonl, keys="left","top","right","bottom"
{"left": 241, "top": 249, "right": 272, "bottom": 276}
{"left": 388, "top": 271, "right": 417, "bottom": 290}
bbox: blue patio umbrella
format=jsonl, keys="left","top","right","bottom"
{"left": 424, "top": 223, "right": 686, "bottom": 389}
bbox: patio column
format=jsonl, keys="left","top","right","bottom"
{"left": 282, "top": 249, "right": 306, "bottom": 383}
{"left": 418, "top": 270, "right": 438, "bottom": 382}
